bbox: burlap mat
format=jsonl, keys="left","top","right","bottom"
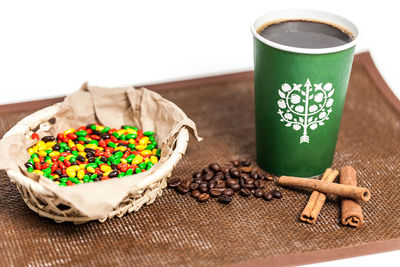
{"left": 1, "top": 52, "right": 399, "bottom": 266}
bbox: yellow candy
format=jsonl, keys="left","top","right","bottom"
{"left": 78, "top": 151, "right": 86, "bottom": 157}
{"left": 65, "top": 155, "right": 73, "bottom": 161}
{"left": 77, "top": 170, "right": 85, "bottom": 180}
{"left": 64, "top": 128, "right": 75, "bottom": 136}
{"left": 97, "top": 125, "right": 105, "bottom": 131}
{"left": 33, "top": 170, "right": 44, "bottom": 175}
{"left": 103, "top": 170, "right": 111, "bottom": 177}
{"left": 54, "top": 181, "right": 60, "bottom": 185}
{"left": 67, "top": 165, "right": 80, "bottom": 172}
{"left": 53, "top": 174, "right": 59, "bottom": 179}
{"left": 45, "top": 141, "right": 56, "bottom": 148}
{"left": 27, "top": 147, "right": 35, "bottom": 154}
{"left": 144, "top": 158, "right": 149, "bottom": 163}
{"left": 129, "top": 139, "right": 135, "bottom": 144}
{"left": 38, "top": 150, "right": 47, "bottom": 157}
{"left": 36, "top": 141, "right": 45, "bottom": 147}
{"left": 66, "top": 169, "right": 76, "bottom": 177}
{"left": 76, "top": 144, "right": 85, "bottom": 152}
{"left": 117, "top": 129, "right": 126, "bottom": 135}
{"left": 33, "top": 157, "right": 40, "bottom": 163}
{"left": 86, "top": 166, "right": 95, "bottom": 173}
{"left": 135, "top": 144, "right": 146, "bottom": 151}
{"left": 139, "top": 137, "right": 149, "bottom": 145}
{"left": 115, "top": 146, "right": 127, "bottom": 152}
{"left": 126, "top": 129, "right": 137, "bottom": 135}
{"left": 131, "top": 155, "right": 143, "bottom": 165}
{"left": 152, "top": 149, "right": 157, "bottom": 155}
{"left": 150, "top": 155, "right": 158, "bottom": 164}
{"left": 100, "top": 165, "right": 111, "bottom": 172}
{"left": 120, "top": 158, "right": 127, "bottom": 164}
{"left": 85, "top": 144, "right": 98, "bottom": 150}
{"left": 141, "top": 150, "right": 153, "bottom": 157}
{"left": 68, "top": 140, "right": 76, "bottom": 148}
{"left": 49, "top": 151, "right": 60, "bottom": 157}
{"left": 79, "top": 164, "right": 86, "bottom": 170}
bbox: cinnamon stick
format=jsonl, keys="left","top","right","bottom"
{"left": 300, "top": 169, "right": 339, "bottom": 224}
{"left": 278, "top": 176, "right": 370, "bottom": 202}
{"left": 340, "top": 166, "right": 364, "bottom": 228}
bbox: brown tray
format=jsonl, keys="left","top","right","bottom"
{"left": 1, "top": 52, "right": 399, "bottom": 266}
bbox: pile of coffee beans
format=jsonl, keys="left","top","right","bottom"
{"left": 167, "top": 159, "right": 282, "bottom": 204}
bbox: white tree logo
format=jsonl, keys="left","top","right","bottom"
{"left": 277, "top": 78, "right": 334, "bottom": 144}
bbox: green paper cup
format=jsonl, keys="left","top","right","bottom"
{"left": 251, "top": 10, "right": 358, "bottom": 177}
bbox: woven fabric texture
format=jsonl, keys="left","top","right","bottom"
{"left": 1, "top": 56, "right": 399, "bottom": 266}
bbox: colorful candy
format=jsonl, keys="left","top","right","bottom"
{"left": 25, "top": 124, "right": 161, "bottom": 187}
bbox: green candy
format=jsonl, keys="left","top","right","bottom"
{"left": 138, "top": 162, "right": 146, "bottom": 170}
{"left": 83, "top": 175, "right": 90, "bottom": 180}
{"left": 120, "top": 134, "right": 126, "bottom": 141}
{"left": 114, "top": 151, "right": 123, "bottom": 159}
{"left": 83, "top": 177, "right": 90, "bottom": 183}
{"left": 95, "top": 158, "right": 102, "bottom": 166}
{"left": 77, "top": 137, "right": 87, "bottom": 142}
{"left": 45, "top": 149, "right": 52, "bottom": 155}
{"left": 49, "top": 175, "right": 54, "bottom": 180}
{"left": 126, "top": 169, "right": 133, "bottom": 176}
{"left": 156, "top": 149, "right": 161, "bottom": 158}
{"left": 126, "top": 134, "right": 137, "bottom": 140}
{"left": 112, "top": 158, "right": 121, "bottom": 165}
{"left": 70, "top": 177, "right": 80, "bottom": 184}
{"left": 60, "top": 177, "right": 69, "bottom": 183}
{"left": 89, "top": 140, "right": 99, "bottom": 146}
{"left": 143, "top": 131, "right": 154, "bottom": 136}
{"left": 122, "top": 125, "right": 130, "bottom": 130}
{"left": 60, "top": 142, "right": 68, "bottom": 149}
{"left": 45, "top": 156, "right": 52, "bottom": 162}
{"left": 118, "top": 172, "right": 125, "bottom": 178}
{"left": 31, "top": 153, "right": 39, "bottom": 159}
{"left": 135, "top": 168, "right": 142, "bottom": 174}
{"left": 128, "top": 143, "right": 135, "bottom": 150}
{"left": 59, "top": 183, "right": 67, "bottom": 187}
{"left": 27, "top": 166, "right": 34, "bottom": 173}
{"left": 112, "top": 132, "right": 120, "bottom": 139}
{"left": 108, "top": 142, "right": 116, "bottom": 148}
{"left": 28, "top": 159, "right": 34, "bottom": 165}
{"left": 58, "top": 156, "right": 65, "bottom": 162}
{"left": 59, "top": 148, "right": 65, "bottom": 153}
{"left": 101, "top": 127, "right": 110, "bottom": 133}
{"left": 145, "top": 144, "right": 155, "bottom": 150}
{"left": 75, "top": 130, "right": 87, "bottom": 137}
{"left": 149, "top": 136, "right": 155, "bottom": 142}
{"left": 131, "top": 126, "right": 138, "bottom": 131}
{"left": 126, "top": 154, "right": 135, "bottom": 163}
{"left": 86, "top": 163, "right": 98, "bottom": 169}
{"left": 146, "top": 162, "right": 154, "bottom": 170}
{"left": 90, "top": 174, "right": 98, "bottom": 179}
{"left": 69, "top": 156, "right": 76, "bottom": 163}
{"left": 90, "top": 124, "right": 97, "bottom": 130}
{"left": 72, "top": 150, "right": 79, "bottom": 157}
{"left": 108, "top": 155, "right": 115, "bottom": 163}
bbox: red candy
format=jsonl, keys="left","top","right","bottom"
{"left": 31, "top": 132, "right": 39, "bottom": 140}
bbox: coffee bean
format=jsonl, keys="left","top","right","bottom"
{"left": 209, "top": 163, "right": 221, "bottom": 172}
{"left": 223, "top": 188, "right": 234, "bottom": 196}
{"left": 230, "top": 168, "right": 241, "bottom": 178}
{"left": 241, "top": 167, "right": 252, "bottom": 173}
{"left": 176, "top": 185, "right": 189, "bottom": 194}
{"left": 210, "top": 188, "right": 223, "bottom": 197}
{"left": 202, "top": 167, "right": 213, "bottom": 175}
{"left": 216, "top": 180, "right": 225, "bottom": 188}
{"left": 168, "top": 178, "right": 181, "bottom": 188}
{"left": 182, "top": 178, "right": 191, "bottom": 188}
{"left": 263, "top": 191, "right": 273, "bottom": 201}
{"left": 230, "top": 183, "right": 241, "bottom": 192}
{"left": 189, "top": 182, "right": 199, "bottom": 191}
{"left": 221, "top": 166, "right": 230, "bottom": 173}
{"left": 218, "top": 195, "right": 232, "bottom": 204}
{"left": 239, "top": 188, "right": 251, "bottom": 197}
{"left": 226, "top": 179, "right": 238, "bottom": 187}
{"left": 241, "top": 173, "right": 250, "bottom": 179}
{"left": 251, "top": 170, "right": 259, "bottom": 179}
{"left": 213, "top": 174, "right": 224, "bottom": 181}
{"left": 270, "top": 189, "right": 282, "bottom": 199}
{"left": 199, "top": 183, "right": 209, "bottom": 193}
{"left": 254, "top": 189, "right": 265, "bottom": 198}
{"left": 194, "top": 178, "right": 203, "bottom": 184}
{"left": 245, "top": 178, "right": 255, "bottom": 184}
{"left": 231, "top": 159, "right": 240, "bottom": 167}
{"left": 242, "top": 159, "right": 251, "bottom": 166}
{"left": 208, "top": 180, "right": 216, "bottom": 190}
{"left": 191, "top": 190, "right": 201, "bottom": 198}
{"left": 192, "top": 171, "right": 202, "bottom": 178}
{"left": 203, "top": 173, "right": 214, "bottom": 181}
{"left": 254, "top": 180, "right": 264, "bottom": 189}
{"left": 198, "top": 193, "right": 210, "bottom": 202}
{"left": 242, "top": 183, "right": 255, "bottom": 189}
{"left": 224, "top": 172, "right": 232, "bottom": 180}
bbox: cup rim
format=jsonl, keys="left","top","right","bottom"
{"left": 251, "top": 9, "right": 358, "bottom": 54}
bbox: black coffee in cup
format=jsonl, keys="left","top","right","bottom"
{"left": 257, "top": 20, "right": 353, "bottom": 49}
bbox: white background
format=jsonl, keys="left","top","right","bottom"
{"left": 0, "top": 0, "right": 399, "bottom": 266}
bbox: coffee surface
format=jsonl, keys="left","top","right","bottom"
{"left": 258, "top": 20, "right": 353, "bottom": 49}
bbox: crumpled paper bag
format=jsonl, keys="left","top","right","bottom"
{"left": 0, "top": 83, "right": 201, "bottom": 219}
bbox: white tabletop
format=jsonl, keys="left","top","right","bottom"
{"left": 0, "top": 1, "right": 399, "bottom": 265}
